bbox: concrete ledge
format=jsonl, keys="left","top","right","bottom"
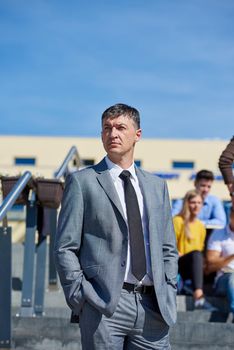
{"left": 170, "top": 321, "right": 234, "bottom": 345}
{"left": 171, "top": 344, "right": 234, "bottom": 350}
{"left": 177, "top": 310, "right": 233, "bottom": 323}
{"left": 9, "top": 312, "right": 234, "bottom": 349}
{"left": 12, "top": 317, "right": 81, "bottom": 350}
{"left": 176, "top": 295, "right": 230, "bottom": 313}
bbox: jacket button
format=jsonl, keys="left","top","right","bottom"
{"left": 121, "top": 261, "right": 126, "bottom": 267}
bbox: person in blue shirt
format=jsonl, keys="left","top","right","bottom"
{"left": 172, "top": 170, "right": 226, "bottom": 228}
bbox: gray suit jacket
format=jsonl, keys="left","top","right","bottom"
{"left": 54, "top": 158, "right": 178, "bottom": 326}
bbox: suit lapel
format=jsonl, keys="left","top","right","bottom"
{"left": 94, "top": 159, "right": 126, "bottom": 222}
{"left": 136, "top": 167, "right": 162, "bottom": 242}
{"left": 135, "top": 167, "right": 153, "bottom": 220}
{"left": 136, "top": 167, "right": 162, "bottom": 275}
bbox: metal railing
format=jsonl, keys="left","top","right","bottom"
{"left": 0, "top": 171, "right": 32, "bottom": 222}
{"left": 0, "top": 147, "right": 81, "bottom": 349}
{"left": 0, "top": 171, "right": 32, "bottom": 349}
{"left": 54, "top": 145, "right": 81, "bottom": 179}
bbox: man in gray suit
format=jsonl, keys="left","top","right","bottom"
{"left": 54, "top": 103, "right": 178, "bottom": 349}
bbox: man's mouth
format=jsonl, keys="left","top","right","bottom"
{"left": 109, "top": 142, "right": 120, "bottom": 146}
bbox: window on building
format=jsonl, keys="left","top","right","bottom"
{"left": 172, "top": 161, "right": 194, "bottom": 169}
{"left": 189, "top": 174, "right": 196, "bottom": 180}
{"left": 82, "top": 159, "right": 95, "bottom": 166}
{"left": 154, "top": 172, "right": 180, "bottom": 180}
{"left": 7, "top": 204, "right": 26, "bottom": 221}
{"left": 189, "top": 173, "right": 224, "bottom": 181}
{"left": 14, "top": 157, "right": 36, "bottom": 166}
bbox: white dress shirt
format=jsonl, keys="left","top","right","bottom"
{"left": 105, "top": 156, "right": 153, "bottom": 286}
{"left": 208, "top": 224, "right": 234, "bottom": 282}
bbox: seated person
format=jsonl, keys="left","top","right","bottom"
{"left": 206, "top": 207, "right": 234, "bottom": 318}
{"left": 173, "top": 189, "right": 217, "bottom": 310}
{"left": 172, "top": 169, "right": 226, "bottom": 228}
{"left": 219, "top": 136, "right": 234, "bottom": 206}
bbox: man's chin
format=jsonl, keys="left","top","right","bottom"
{"left": 107, "top": 146, "right": 121, "bottom": 154}
{"left": 201, "top": 194, "right": 208, "bottom": 200}
{"left": 107, "top": 149, "right": 123, "bottom": 160}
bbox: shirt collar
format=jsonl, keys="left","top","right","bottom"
{"left": 105, "top": 156, "right": 137, "bottom": 182}
{"left": 202, "top": 195, "right": 209, "bottom": 205}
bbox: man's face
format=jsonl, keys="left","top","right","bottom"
{"left": 195, "top": 179, "right": 213, "bottom": 199}
{"left": 101, "top": 115, "right": 141, "bottom": 162}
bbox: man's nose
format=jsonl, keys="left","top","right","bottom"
{"left": 110, "top": 128, "right": 118, "bottom": 138}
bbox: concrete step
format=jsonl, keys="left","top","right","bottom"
{"left": 170, "top": 320, "right": 234, "bottom": 346}
{"left": 177, "top": 310, "right": 233, "bottom": 323}
{"left": 10, "top": 315, "right": 234, "bottom": 350}
{"left": 177, "top": 294, "right": 229, "bottom": 313}
{"left": 171, "top": 344, "right": 234, "bottom": 350}
{"left": 12, "top": 290, "right": 230, "bottom": 314}
{"left": 12, "top": 316, "right": 81, "bottom": 350}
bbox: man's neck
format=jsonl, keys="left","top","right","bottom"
{"left": 107, "top": 154, "right": 134, "bottom": 169}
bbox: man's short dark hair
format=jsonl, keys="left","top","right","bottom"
{"left": 195, "top": 170, "right": 214, "bottom": 182}
{"left": 102, "top": 103, "right": 140, "bottom": 129}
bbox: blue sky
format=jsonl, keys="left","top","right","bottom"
{"left": 0, "top": 0, "right": 233, "bottom": 139}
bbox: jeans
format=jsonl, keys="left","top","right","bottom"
{"left": 215, "top": 273, "right": 234, "bottom": 313}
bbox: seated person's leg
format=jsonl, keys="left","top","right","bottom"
{"left": 226, "top": 273, "right": 234, "bottom": 314}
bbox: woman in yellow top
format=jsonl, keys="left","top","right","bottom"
{"left": 174, "top": 189, "right": 217, "bottom": 310}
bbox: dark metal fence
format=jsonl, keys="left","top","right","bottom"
{"left": 0, "top": 146, "right": 81, "bottom": 348}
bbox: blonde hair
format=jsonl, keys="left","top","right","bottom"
{"left": 178, "top": 189, "right": 203, "bottom": 239}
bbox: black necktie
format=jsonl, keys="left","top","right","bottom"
{"left": 119, "top": 170, "right": 146, "bottom": 281}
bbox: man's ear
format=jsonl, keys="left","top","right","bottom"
{"left": 135, "top": 128, "right": 142, "bottom": 142}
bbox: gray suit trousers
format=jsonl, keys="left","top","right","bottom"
{"left": 79, "top": 288, "right": 171, "bottom": 350}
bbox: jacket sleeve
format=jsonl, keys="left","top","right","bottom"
{"left": 162, "top": 181, "right": 179, "bottom": 289}
{"left": 54, "top": 173, "right": 90, "bottom": 315}
{"left": 219, "top": 136, "right": 234, "bottom": 185}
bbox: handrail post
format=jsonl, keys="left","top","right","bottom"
{"left": 48, "top": 208, "right": 58, "bottom": 289}
{"left": 20, "top": 191, "right": 37, "bottom": 317}
{"left": 34, "top": 233, "right": 47, "bottom": 316}
{"left": 0, "top": 226, "right": 12, "bottom": 349}
{"left": 34, "top": 207, "right": 50, "bottom": 315}
{"left": 48, "top": 146, "right": 81, "bottom": 289}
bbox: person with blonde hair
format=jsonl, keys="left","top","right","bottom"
{"left": 173, "top": 189, "right": 217, "bottom": 310}
{"left": 172, "top": 170, "right": 226, "bottom": 228}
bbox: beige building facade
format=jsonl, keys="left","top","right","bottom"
{"left": 0, "top": 135, "right": 231, "bottom": 201}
